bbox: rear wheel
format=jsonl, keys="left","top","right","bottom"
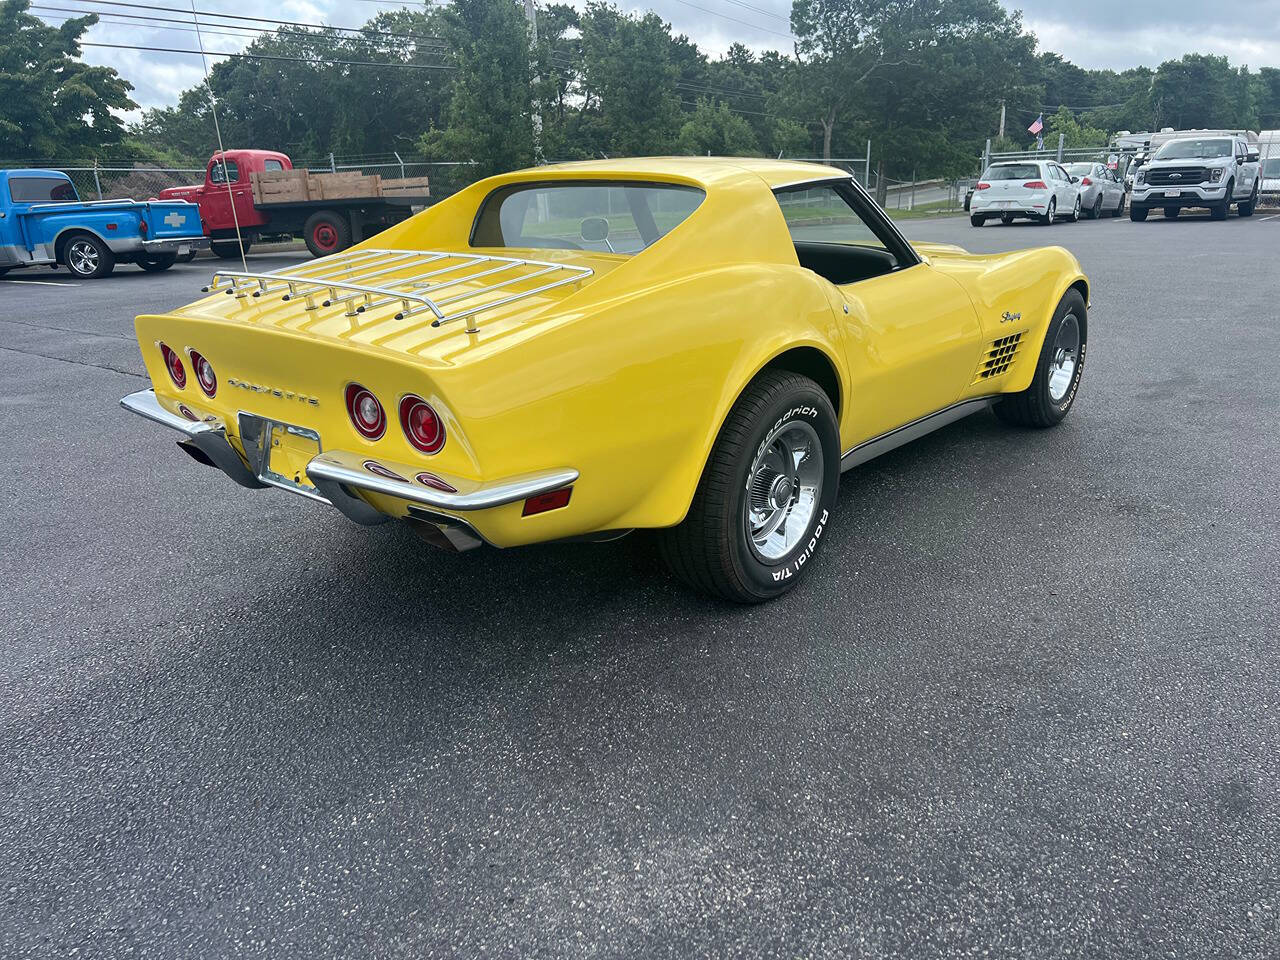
{"left": 211, "top": 238, "right": 251, "bottom": 259}
{"left": 137, "top": 253, "right": 177, "bottom": 273}
{"left": 1087, "top": 194, "right": 1103, "bottom": 219}
{"left": 970, "top": 214, "right": 985, "bottom": 227}
{"left": 993, "top": 289, "right": 1086, "bottom": 428}
{"left": 1129, "top": 205, "right": 1148, "bottom": 222}
{"left": 304, "top": 210, "right": 352, "bottom": 257}
{"left": 660, "top": 370, "right": 839, "bottom": 603}
{"left": 1113, "top": 193, "right": 1125, "bottom": 217}
{"left": 62, "top": 233, "right": 115, "bottom": 279}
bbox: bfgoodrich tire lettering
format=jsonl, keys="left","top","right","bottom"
{"left": 993, "top": 288, "right": 1087, "bottom": 428}
{"left": 660, "top": 370, "right": 839, "bottom": 602}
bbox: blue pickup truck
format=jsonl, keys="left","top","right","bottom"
{"left": 0, "top": 169, "right": 209, "bottom": 280}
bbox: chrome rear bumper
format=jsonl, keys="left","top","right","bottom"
{"left": 119, "top": 389, "right": 578, "bottom": 538}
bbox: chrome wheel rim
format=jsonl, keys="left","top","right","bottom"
{"left": 1074, "top": 196, "right": 1081, "bottom": 218}
{"left": 1048, "top": 312, "right": 1081, "bottom": 402}
{"left": 68, "top": 240, "right": 99, "bottom": 275}
{"left": 1046, "top": 200, "right": 1055, "bottom": 224}
{"left": 744, "top": 420, "right": 823, "bottom": 562}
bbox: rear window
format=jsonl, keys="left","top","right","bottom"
{"left": 983, "top": 164, "right": 1040, "bottom": 181}
{"left": 1065, "top": 163, "right": 1095, "bottom": 176}
{"left": 471, "top": 181, "right": 704, "bottom": 255}
{"left": 263, "top": 159, "right": 285, "bottom": 173}
{"left": 9, "top": 176, "right": 78, "bottom": 203}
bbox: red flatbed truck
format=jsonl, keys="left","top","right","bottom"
{"left": 158, "top": 149, "right": 431, "bottom": 259}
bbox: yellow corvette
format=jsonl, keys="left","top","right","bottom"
{"left": 121, "top": 157, "right": 1088, "bottom": 602}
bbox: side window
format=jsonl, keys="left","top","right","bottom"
{"left": 262, "top": 159, "right": 284, "bottom": 173}
{"left": 209, "top": 159, "right": 240, "bottom": 184}
{"left": 774, "top": 180, "right": 917, "bottom": 285}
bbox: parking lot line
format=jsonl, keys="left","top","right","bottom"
{"left": 1259, "top": 213, "right": 1280, "bottom": 221}
{"left": 2, "top": 278, "right": 81, "bottom": 287}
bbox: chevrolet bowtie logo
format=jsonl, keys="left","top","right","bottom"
{"left": 163, "top": 212, "right": 187, "bottom": 228}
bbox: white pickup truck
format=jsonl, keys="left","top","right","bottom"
{"left": 1130, "top": 134, "right": 1261, "bottom": 221}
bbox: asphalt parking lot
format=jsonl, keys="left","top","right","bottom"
{"left": 3, "top": 209, "right": 1279, "bottom": 958}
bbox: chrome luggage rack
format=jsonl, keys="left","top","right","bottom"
{"left": 201, "top": 248, "right": 594, "bottom": 334}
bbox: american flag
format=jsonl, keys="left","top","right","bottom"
{"left": 1028, "top": 113, "right": 1044, "bottom": 135}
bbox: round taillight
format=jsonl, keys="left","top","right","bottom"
{"left": 189, "top": 350, "right": 216, "bottom": 397}
{"left": 160, "top": 342, "right": 185, "bottom": 389}
{"left": 345, "top": 383, "right": 385, "bottom": 440}
{"left": 399, "top": 394, "right": 445, "bottom": 454}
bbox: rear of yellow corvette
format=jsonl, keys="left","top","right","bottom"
{"left": 122, "top": 159, "right": 846, "bottom": 557}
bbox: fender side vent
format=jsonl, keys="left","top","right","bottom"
{"left": 974, "top": 332, "right": 1023, "bottom": 382}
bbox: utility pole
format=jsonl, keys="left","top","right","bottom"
{"left": 998, "top": 99, "right": 1006, "bottom": 141}
{"left": 524, "top": 0, "right": 543, "bottom": 163}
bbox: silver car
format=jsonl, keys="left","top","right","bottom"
{"left": 1064, "top": 162, "right": 1126, "bottom": 218}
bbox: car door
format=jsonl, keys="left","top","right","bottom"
{"left": 1054, "top": 164, "right": 1075, "bottom": 208}
{"left": 775, "top": 180, "right": 983, "bottom": 448}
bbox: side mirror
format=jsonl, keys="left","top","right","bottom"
{"left": 1247, "top": 152, "right": 1260, "bottom": 163}
{"left": 580, "top": 216, "right": 610, "bottom": 243}
{"left": 1237, "top": 156, "right": 1245, "bottom": 165}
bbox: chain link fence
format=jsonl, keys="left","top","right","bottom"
{"left": 0, "top": 157, "right": 479, "bottom": 203}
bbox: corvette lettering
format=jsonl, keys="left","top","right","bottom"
{"left": 226, "top": 377, "right": 320, "bottom": 405}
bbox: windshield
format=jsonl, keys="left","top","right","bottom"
{"left": 1155, "top": 138, "right": 1233, "bottom": 160}
{"left": 471, "top": 181, "right": 704, "bottom": 254}
{"left": 1262, "top": 158, "right": 1280, "bottom": 178}
{"left": 9, "top": 176, "right": 78, "bottom": 203}
{"left": 983, "top": 164, "right": 1040, "bottom": 181}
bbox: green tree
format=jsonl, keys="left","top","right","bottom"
{"left": 676, "top": 99, "right": 760, "bottom": 155}
{"left": 1151, "top": 54, "right": 1235, "bottom": 129}
{"left": 421, "top": 0, "right": 535, "bottom": 178}
{"left": 578, "top": 3, "right": 682, "bottom": 156}
{"left": 0, "top": 0, "right": 136, "bottom": 157}
{"left": 1042, "top": 106, "right": 1106, "bottom": 148}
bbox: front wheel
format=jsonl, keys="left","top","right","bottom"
{"left": 993, "top": 289, "right": 1086, "bottom": 428}
{"left": 137, "top": 253, "right": 177, "bottom": 273}
{"left": 1130, "top": 205, "right": 1148, "bottom": 222}
{"left": 62, "top": 233, "right": 115, "bottom": 279}
{"left": 1211, "top": 181, "right": 1232, "bottom": 220}
{"left": 211, "top": 238, "right": 251, "bottom": 259}
{"left": 660, "top": 370, "right": 840, "bottom": 603}
{"left": 1239, "top": 181, "right": 1259, "bottom": 217}
{"left": 1066, "top": 194, "right": 1082, "bottom": 222}
{"left": 1040, "top": 198, "right": 1057, "bottom": 225}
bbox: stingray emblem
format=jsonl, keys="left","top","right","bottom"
{"left": 1169, "top": 173, "right": 1182, "bottom": 180}
{"left": 1001, "top": 311, "right": 1021, "bottom": 323}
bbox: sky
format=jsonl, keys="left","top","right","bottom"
{"left": 40, "top": 0, "right": 1280, "bottom": 118}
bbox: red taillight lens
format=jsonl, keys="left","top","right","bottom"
{"left": 189, "top": 350, "right": 216, "bottom": 397}
{"left": 522, "top": 488, "right": 572, "bottom": 516}
{"left": 345, "top": 383, "right": 386, "bottom": 440}
{"left": 398, "top": 394, "right": 445, "bottom": 454}
{"left": 1023, "top": 180, "right": 1047, "bottom": 189}
{"left": 1081, "top": 177, "right": 1092, "bottom": 186}
{"left": 139, "top": 220, "right": 148, "bottom": 237}
{"left": 415, "top": 471, "right": 457, "bottom": 493}
{"left": 975, "top": 182, "right": 991, "bottom": 190}
{"left": 160, "top": 342, "right": 186, "bottom": 389}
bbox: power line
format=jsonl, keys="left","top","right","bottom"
{"left": 667, "top": 0, "right": 794, "bottom": 40}
{"left": 80, "top": 39, "right": 457, "bottom": 68}
{"left": 50, "top": 0, "right": 453, "bottom": 46}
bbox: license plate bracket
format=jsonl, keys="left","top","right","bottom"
{"left": 237, "top": 412, "right": 326, "bottom": 501}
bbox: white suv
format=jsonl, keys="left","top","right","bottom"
{"left": 1130, "top": 135, "right": 1261, "bottom": 220}
{"left": 969, "top": 160, "right": 1083, "bottom": 226}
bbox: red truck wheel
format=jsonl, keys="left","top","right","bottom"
{"left": 304, "top": 211, "right": 352, "bottom": 258}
